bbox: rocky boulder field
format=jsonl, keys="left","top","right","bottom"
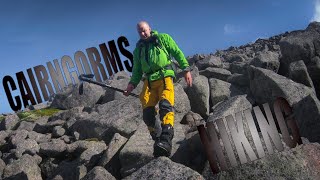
{"left": 1, "top": 22, "right": 320, "bottom": 180}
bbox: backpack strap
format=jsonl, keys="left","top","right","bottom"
{"left": 153, "top": 36, "right": 170, "bottom": 60}
{"left": 136, "top": 40, "right": 153, "bottom": 89}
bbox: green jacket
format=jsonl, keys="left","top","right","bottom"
{"left": 129, "top": 30, "right": 190, "bottom": 87}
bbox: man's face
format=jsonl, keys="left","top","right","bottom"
{"left": 137, "top": 23, "right": 151, "bottom": 40}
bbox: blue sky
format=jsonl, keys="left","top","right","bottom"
{"left": 0, "top": 0, "right": 318, "bottom": 114}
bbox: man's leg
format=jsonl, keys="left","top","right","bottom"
{"left": 154, "top": 77, "right": 175, "bottom": 157}
{"left": 143, "top": 106, "right": 158, "bottom": 140}
{"left": 139, "top": 80, "right": 159, "bottom": 140}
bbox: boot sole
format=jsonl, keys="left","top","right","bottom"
{"left": 154, "top": 143, "right": 171, "bottom": 157}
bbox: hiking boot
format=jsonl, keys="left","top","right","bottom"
{"left": 150, "top": 131, "right": 159, "bottom": 141}
{"left": 153, "top": 124, "right": 174, "bottom": 157}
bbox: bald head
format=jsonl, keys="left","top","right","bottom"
{"left": 137, "top": 21, "right": 152, "bottom": 39}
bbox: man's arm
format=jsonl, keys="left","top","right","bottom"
{"left": 162, "top": 33, "right": 190, "bottom": 71}
{"left": 129, "top": 48, "right": 143, "bottom": 87}
{"left": 162, "top": 34, "right": 192, "bottom": 87}
{"left": 124, "top": 48, "right": 143, "bottom": 96}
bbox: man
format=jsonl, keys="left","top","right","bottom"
{"left": 124, "top": 21, "right": 192, "bottom": 157}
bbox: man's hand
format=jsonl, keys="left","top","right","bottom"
{"left": 184, "top": 71, "right": 192, "bottom": 87}
{"left": 123, "top": 83, "right": 135, "bottom": 96}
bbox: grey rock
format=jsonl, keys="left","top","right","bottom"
{"left": 33, "top": 154, "right": 43, "bottom": 164}
{"left": 186, "top": 55, "right": 197, "bottom": 65}
{"left": 32, "top": 116, "right": 50, "bottom": 133}
{"left": 79, "top": 141, "right": 107, "bottom": 169}
{"left": 39, "top": 158, "right": 60, "bottom": 179}
{"left": 28, "top": 103, "right": 49, "bottom": 110}
{"left": 73, "top": 131, "right": 80, "bottom": 141}
{"left": 289, "top": 60, "right": 315, "bottom": 90}
{"left": 0, "top": 158, "right": 5, "bottom": 178}
{"left": 34, "top": 119, "right": 66, "bottom": 135}
{"left": 306, "top": 21, "right": 320, "bottom": 33}
{"left": 99, "top": 71, "right": 142, "bottom": 104}
{"left": 222, "top": 62, "right": 230, "bottom": 70}
{"left": 248, "top": 66, "right": 313, "bottom": 106}
{"left": 119, "top": 122, "right": 187, "bottom": 177}
{"left": 180, "top": 111, "right": 205, "bottom": 132}
{"left": 192, "top": 54, "right": 206, "bottom": 61}
{"left": 65, "top": 117, "right": 78, "bottom": 130}
{"left": 300, "top": 137, "right": 310, "bottom": 144}
{"left": 99, "top": 79, "right": 129, "bottom": 103}
{"left": 119, "top": 122, "right": 155, "bottom": 177}
{"left": 9, "top": 130, "right": 29, "bottom": 147}
{"left": 293, "top": 93, "right": 320, "bottom": 142}
{"left": 210, "top": 95, "right": 252, "bottom": 121}
{"left": 0, "top": 114, "right": 19, "bottom": 131}
{"left": 227, "top": 73, "right": 250, "bottom": 87}
{"left": 27, "top": 131, "right": 52, "bottom": 144}
{"left": 98, "top": 100, "right": 141, "bottom": 142}
{"left": 50, "top": 159, "right": 87, "bottom": 180}
{"left": 307, "top": 56, "right": 320, "bottom": 97}
{"left": 67, "top": 140, "right": 98, "bottom": 155}
{"left": 171, "top": 131, "right": 207, "bottom": 173}
{"left": 35, "top": 116, "right": 49, "bottom": 125}
{"left": 203, "top": 143, "right": 320, "bottom": 180}
{"left": 52, "top": 126, "right": 66, "bottom": 138}
{"left": 14, "top": 139, "right": 39, "bottom": 158}
{"left": 66, "top": 140, "right": 105, "bottom": 157}
{"left": 70, "top": 97, "right": 141, "bottom": 142}
{"left": 170, "top": 123, "right": 189, "bottom": 163}
{"left": 249, "top": 51, "right": 280, "bottom": 72}
{"left": 109, "top": 70, "right": 131, "bottom": 80}
{"left": 0, "top": 130, "right": 10, "bottom": 146}
{"left": 49, "top": 106, "right": 84, "bottom": 122}
{"left": 33, "top": 124, "right": 49, "bottom": 134}
{"left": 209, "top": 78, "right": 245, "bottom": 107}
{"left": 199, "top": 67, "right": 232, "bottom": 81}
{"left": 224, "top": 53, "right": 247, "bottom": 63}
{"left": 47, "top": 119, "right": 66, "bottom": 127}
{"left": 3, "top": 154, "right": 42, "bottom": 180}
{"left": 229, "top": 62, "right": 249, "bottom": 75}
{"left": 123, "top": 157, "right": 204, "bottom": 180}
{"left": 196, "top": 55, "right": 223, "bottom": 70}
{"left": 185, "top": 75, "right": 210, "bottom": 118}
{"left": 272, "top": 44, "right": 281, "bottom": 51}
{"left": 98, "top": 133, "right": 127, "bottom": 179}
{"left": 51, "top": 81, "right": 105, "bottom": 110}
{"left": 81, "top": 166, "right": 116, "bottom": 180}
{"left": 280, "top": 28, "right": 320, "bottom": 65}
{"left": 2, "top": 152, "right": 16, "bottom": 165}
{"left": 60, "top": 135, "right": 71, "bottom": 144}
{"left": 39, "top": 138, "right": 67, "bottom": 157}
{"left": 174, "top": 83, "right": 191, "bottom": 117}
{"left": 99, "top": 133, "right": 127, "bottom": 166}
{"left": 16, "top": 121, "right": 36, "bottom": 131}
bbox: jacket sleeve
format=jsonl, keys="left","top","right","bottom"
{"left": 162, "top": 33, "right": 190, "bottom": 71}
{"left": 129, "top": 48, "right": 143, "bottom": 87}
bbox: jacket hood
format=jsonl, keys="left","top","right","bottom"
{"left": 151, "top": 30, "right": 158, "bottom": 36}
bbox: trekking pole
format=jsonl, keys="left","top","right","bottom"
{"left": 78, "top": 74, "right": 139, "bottom": 98}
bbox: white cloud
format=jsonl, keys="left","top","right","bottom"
{"left": 223, "top": 24, "right": 243, "bottom": 34}
{"left": 311, "top": 0, "right": 320, "bottom": 22}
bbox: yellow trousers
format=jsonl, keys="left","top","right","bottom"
{"left": 139, "top": 77, "right": 175, "bottom": 133}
